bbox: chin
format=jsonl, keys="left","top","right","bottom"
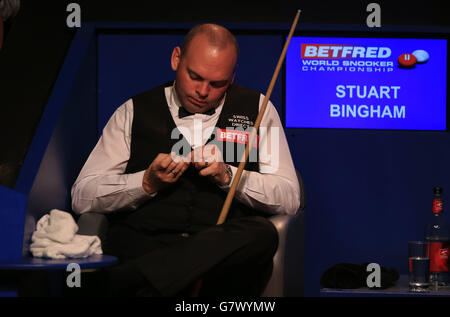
{"left": 185, "top": 99, "right": 208, "bottom": 113}
{"left": 181, "top": 101, "right": 197, "bottom": 113}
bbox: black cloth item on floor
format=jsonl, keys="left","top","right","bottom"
{"left": 320, "top": 262, "right": 399, "bottom": 289}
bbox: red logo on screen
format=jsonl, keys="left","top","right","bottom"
{"left": 397, "top": 50, "right": 429, "bottom": 69}
{"left": 301, "top": 44, "right": 391, "bottom": 59}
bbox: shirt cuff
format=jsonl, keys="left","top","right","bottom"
{"left": 218, "top": 165, "right": 238, "bottom": 191}
{"left": 129, "top": 170, "right": 158, "bottom": 199}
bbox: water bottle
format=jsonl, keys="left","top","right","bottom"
{"left": 424, "top": 187, "right": 450, "bottom": 287}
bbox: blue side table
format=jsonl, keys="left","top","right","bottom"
{"left": 0, "top": 255, "right": 117, "bottom": 270}
{"left": 320, "top": 275, "right": 450, "bottom": 297}
{"left": 0, "top": 255, "right": 118, "bottom": 297}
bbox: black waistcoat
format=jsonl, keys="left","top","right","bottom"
{"left": 108, "top": 82, "right": 262, "bottom": 234}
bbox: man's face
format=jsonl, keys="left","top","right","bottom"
{"left": 171, "top": 35, "right": 236, "bottom": 113}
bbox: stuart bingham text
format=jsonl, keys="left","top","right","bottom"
{"left": 330, "top": 84, "right": 406, "bottom": 119}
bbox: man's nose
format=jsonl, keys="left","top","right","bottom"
{"left": 196, "top": 82, "right": 209, "bottom": 99}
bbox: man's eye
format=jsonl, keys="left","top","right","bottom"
{"left": 211, "top": 82, "right": 227, "bottom": 88}
{"left": 189, "top": 74, "right": 201, "bottom": 81}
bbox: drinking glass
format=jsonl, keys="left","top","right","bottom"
{"left": 408, "top": 241, "right": 430, "bottom": 292}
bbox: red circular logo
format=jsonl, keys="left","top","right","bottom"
{"left": 398, "top": 53, "right": 417, "bottom": 68}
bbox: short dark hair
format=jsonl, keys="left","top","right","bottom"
{"left": 181, "top": 24, "right": 239, "bottom": 60}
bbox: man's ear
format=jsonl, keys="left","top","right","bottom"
{"left": 171, "top": 47, "right": 181, "bottom": 71}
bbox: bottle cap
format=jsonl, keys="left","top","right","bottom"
{"left": 433, "top": 187, "right": 442, "bottom": 195}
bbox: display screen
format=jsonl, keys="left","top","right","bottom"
{"left": 285, "top": 36, "right": 447, "bottom": 130}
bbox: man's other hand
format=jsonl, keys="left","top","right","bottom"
{"left": 142, "top": 153, "right": 190, "bottom": 195}
{"left": 190, "top": 145, "right": 231, "bottom": 186}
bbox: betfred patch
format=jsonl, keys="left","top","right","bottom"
{"left": 217, "top": 129, "right": 258, "bottom": 148}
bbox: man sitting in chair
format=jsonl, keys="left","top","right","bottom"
{"left": 71, "top": 23, "right": 300, "bottom": 296}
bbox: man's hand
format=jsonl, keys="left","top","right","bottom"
{"left": 142, "top": 153, "right": 190, "bottom": 195}
{"left": 190, "top": 145, "right": 232, "bottom": 186}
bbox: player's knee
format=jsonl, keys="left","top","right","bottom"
{"left": 244, "top": 216, "right": 279, "bottom": 257}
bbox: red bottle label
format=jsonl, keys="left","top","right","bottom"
{"left": 427, "top": 242, "right": 449, "bottom": 272}
{"left": 433, "top": 199, "right": 443, "bottom": 213}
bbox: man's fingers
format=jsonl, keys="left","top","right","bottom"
{"left": 144, "top": 153, "right": 191, "bottom": 194}
{"left": 169, "top": 161, "right": 186, "bottom": 177}
{"left": 198, "top": 162, "right": 219, "bottom": 177}
{"left": 174, "top": 161, "right": 190, "bottom": 180}
{"left": 194, "top": 158, "right": 206, "bottom": 170}
{"left": 202, "top": 144, "right": 222, "bottom": 164}
{"left": 189, "top": 145, "right": 223, "bottom": 172}
{"left": 154, "top": 153, "right": 174, "bottom": 170}
{"left": 165, "top": 160, "right": 178, "bottom": 174}
{"left": 171, "top": 152, "right": 189, "bottom": 164}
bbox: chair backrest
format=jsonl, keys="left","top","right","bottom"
{"left": 297, "top": 170, "right": 306, "bottom": 213}
{"left": 262, "top": 169, "right": 306, "bottom": 296}
{"left": 288, "top": 170, "right": 306, "bottom": 296}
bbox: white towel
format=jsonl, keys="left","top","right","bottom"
{"left": 30, "top": 209, "right": 102, "bottom": 259}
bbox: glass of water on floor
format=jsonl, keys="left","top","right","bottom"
{"left": 408, "top": 241, "right": 430, "bottom": 292}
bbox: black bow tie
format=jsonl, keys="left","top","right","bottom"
{"left": 178, "top": 106, "right": 216, "bottom": 118}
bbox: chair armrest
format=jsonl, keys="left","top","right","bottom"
{"left": 76, "top": 212, "right": 109, "bottom": 246}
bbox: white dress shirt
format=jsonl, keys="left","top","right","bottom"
{"left": 71, "top": 85, "right": 301, "bottom": 216}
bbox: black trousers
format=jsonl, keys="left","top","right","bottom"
{"left": 103, "top": 216, "right": 278, "bottom": 296}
